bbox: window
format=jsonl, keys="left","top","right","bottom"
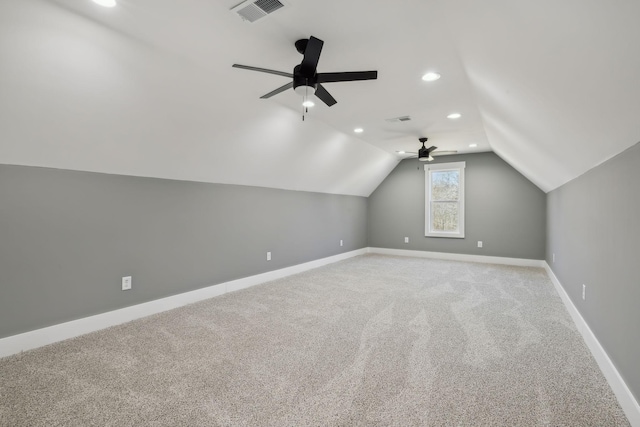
{"left": 425, "top": 161, "right": 465, "bottom": 238}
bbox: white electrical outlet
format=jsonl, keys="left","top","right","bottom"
{"left": 122, "top": 276, "right": 132, "bottom": 291}
{"left": 553, "top": 253, "right": 555, "bottom": 263}
{"left": 582, "top": 284, "right": 586, "bottom": 300}
{"left": 340, "top": 240, "right": 343, "bottom": 247}
{"left": 404, "top": 237, "right": 409, "bottom": 243}
{"left": 477, "top": 241, "right": 483, "bottom": 248}
{"left": 266, "top": 251, "right": 271, "bottom": 261}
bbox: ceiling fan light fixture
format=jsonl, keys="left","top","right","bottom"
{"left": 422, "top": 72, "right": 441, "bottom": 82}
{"left": 92, "top": 0, "right": 117, "bottom": 7}
{"left": 418, "top": 150, "right": 431, "bottom": 161}
{"left": 294, "top": 84, "right": 316, "bottom": 96}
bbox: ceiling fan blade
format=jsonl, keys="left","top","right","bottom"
{"left": 300, "top": 36, "right": 323, "bottom": 76}
{"left": 317, "top": 71, "right": 378, "bottom": 83}
{"left": 432, "top": 150, "right": 458, "bottom": 156}
{"left": 315, "top": 84, "right": 337, "bottom": 106}
{"left": 260, "top": 82, "right": 294, "bottom": 99}
{"left": 428, "top": 146, "right": 437, "bottom": 151}
{"left": 232, "top": 64, "right": 292, "bottom": 78}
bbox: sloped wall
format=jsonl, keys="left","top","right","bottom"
{"left": 368, "top": 152, "right": 546, "bottom": 259}
{"left": 0, "top": 0, "right": 398, "bottom": 198}
{"left": 546, "top": 142, "right": 640, "bottom": 404}
{"left": 0, "top": 164, "right": 367, "bottom": 339}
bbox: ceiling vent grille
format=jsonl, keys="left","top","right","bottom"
{"left": 231, "top": 0, "right": 286, "bottom": 23}
{"left": 386, "top": 115, "right": 412, "bottom": 123}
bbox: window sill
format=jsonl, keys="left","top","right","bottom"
{"left": 426, "top": 232, "right": 465, "bottom": 239}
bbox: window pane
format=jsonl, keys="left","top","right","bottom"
{"left": 431, "top": 202, "right": 459, "bottom": 232}
{"left": 431, "top": 170, "right": 459, "bottom": 201}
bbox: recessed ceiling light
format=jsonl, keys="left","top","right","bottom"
{"left": 302, "top": 100, "right": 314, "bottom": 108}
{"left": 354, "top": 128, "right": 364, "bottom": 133}
{"left": 447, "top": 113, "right": 462, "bottom": 119}
{"left": 397, "top": 151, "right": 406, "bottom": 154}
{"left": 469, "top": 143, "right": 478, "bottom": 148}
{"left": 92, "top": 0, "right": 117, "bottom": 7}
{"left": 422, "top": 72, "right": 441, "bottom": 82}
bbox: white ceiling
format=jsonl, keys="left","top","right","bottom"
{"left": 1, "top": 0, "right": 639, "bottom": 195}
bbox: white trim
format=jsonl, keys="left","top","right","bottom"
{"left": 368, "top": 247, "right": 544, "bottom": 267}
{"left": 424, "top": 161, "right": 467, "bottom": 171}
{"left": 4, "top": 247, "right": 636, "bottom": 427}
{"left": 425, "top": 161, "right": 466, "bottom": 239}
{"left": 0, "top": 248, "right": 367, "bottom": 359}
{"left": 544, "top": 262, "right": 640, "bottom": 427}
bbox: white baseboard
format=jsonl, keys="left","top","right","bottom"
{"left": 5, "top": 248, "right": 637, "bottom": 426}
{"left": 368, "top": 247, "right": 545, "bottom": 267}
{"left": 0, "top": 248, "right": 367, "bottom": 359}
{"left": 544, "top": 263, "right": 640, "bottom": 427}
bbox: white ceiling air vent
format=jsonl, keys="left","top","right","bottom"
{"left": 385, "top": 115, "right": 412, "bottom": 123}
{"left": 231, "top": 0, "right": 286, "bottom": 23}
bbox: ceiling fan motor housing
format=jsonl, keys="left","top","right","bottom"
{"left": 418, "top": 138, "right": 435, "bottom": 161}
{"left": 293, "top": 64, "right": 317, "bottom": 95}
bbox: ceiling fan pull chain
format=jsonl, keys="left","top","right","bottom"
{"left": 302, "top": 83, "right": 309, "bottom": 120}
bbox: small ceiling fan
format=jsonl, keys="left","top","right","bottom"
{"left": 398, "top": 138, "right": 457, "bottom": 161}
{"left": 232, "top": 36, "right": 378, "bottom": 107}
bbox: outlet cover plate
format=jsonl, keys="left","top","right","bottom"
{"left": 122, "top": 276, "right": 132, "bottom": 291}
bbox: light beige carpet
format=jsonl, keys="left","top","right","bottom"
{"left": 0, "top": 254, "right": 630, "bottom": 426}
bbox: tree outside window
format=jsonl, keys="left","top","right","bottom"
{"left": 425, "top": 162, "right": 465, "bottom": 238}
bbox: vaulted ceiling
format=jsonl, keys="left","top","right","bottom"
{"left": 1, "top": 0, "right": 639, "bottom": 196}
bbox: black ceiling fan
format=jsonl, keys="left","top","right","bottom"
{"left": 399, "top": 137, "right": 456, "bottom": 162}
{"left": 232, "top": 36, "right": 378, "bottom": 107}
{"left": 417, "top": 138, "right": 437, "bottom": 162}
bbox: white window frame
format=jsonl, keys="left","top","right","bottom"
{"left": 425, "top": 161, "right": 466, "bottom": 238}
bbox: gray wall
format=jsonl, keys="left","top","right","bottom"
{"left": 368, "top": 152, "right": 546, "bottom": 259}
{"left": 0, "top": 164, "right": 367, "bottom": 339}
{"left": 546, "top": 142, "right": 640, "bottom": 403}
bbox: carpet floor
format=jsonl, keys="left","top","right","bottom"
{"left": 0, "top": 254, "right": 631, "bottom": 426}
